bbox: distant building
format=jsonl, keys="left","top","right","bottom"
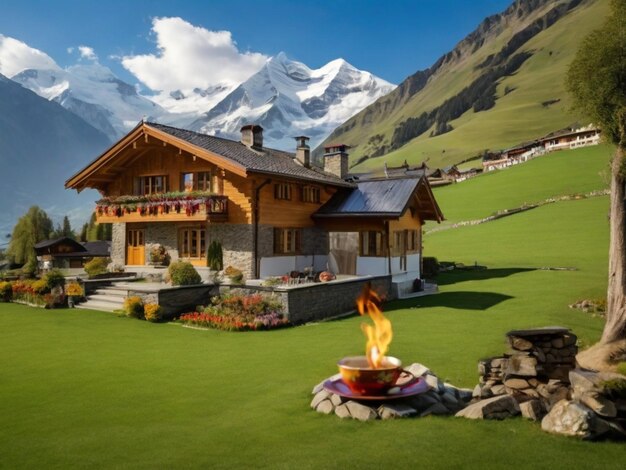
{"left": 34, "top": 237, "right": 111, "bottom": 270}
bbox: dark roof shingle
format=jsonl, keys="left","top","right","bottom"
{"left": 146, "top": 122, "right": 354, "bottom": 187}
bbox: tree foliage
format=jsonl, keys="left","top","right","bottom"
{"left": 566, "top": 0, "right": 626, "bottom": 146}
{"left": 6, "top": 206, "right": 54, "bottom": 267}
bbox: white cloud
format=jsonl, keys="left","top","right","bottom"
{"left": 78, "top": 45, "right": 98, "bottom": 61}
{"left": 0, "top": 34, "right": 60, "bottom": 77}
{"left": 121, "top": 17, "right": 267, "bottom": 92}
{"left": 67, "top": 47, "right": 74, "bottom": 54}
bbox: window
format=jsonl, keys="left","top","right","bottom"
{"left": 274, "top": 228, "right": 301, "bottom": 255}
{"left": 179, "top": 228, "right": 206, "bottom": 259}
{"left": 407, "top": 229, "right": 420, "bottom": 253}
{"left": 181, "top": 171, "right": 212, "bottom": 192}
{"left": 134, "top": 175, "right": 168, "bottom": 195}
{"left": 359, "top": 231, "right": 386, "bottom": 257}
{"left": 301, "top": 185, "right": 321, "bottom": 203}
{"left": 274, "top": 183, "right": 292, "bottom": 200}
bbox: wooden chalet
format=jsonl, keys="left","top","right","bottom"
{"left": 34, "top": 237, "right": 111, "bottom": 270}
{"left": 66, "top": 122, "right": 443, "bottom": 283}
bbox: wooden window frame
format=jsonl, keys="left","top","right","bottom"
{"left": 135, "top": 175, "right": 168, "bottom": 195}
{"left": 178, "top": 227, "right": 206, "bottom": 259}
{"left": 181, "top": 171, "right": 212, "bottom": 192}
{"left": 359, "top": 231, "right": 387, "bottom": 257}
{"left": 274, "top": 183, "right": 292, "bottom": 201}
{"left": 301, "top": 185, "right": 321, "bottom": 203}
{"left": 274, "top": 228, "right": 301, "bottom": 255}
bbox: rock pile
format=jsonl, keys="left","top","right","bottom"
{"left": 458, "top": 326, "right": 626, "bottom": 440}
{"left": 469, "top": 327, "right": 577, "bottom": 419}
{"left": 311, "top": 363, "right": 472, "bottom": 421}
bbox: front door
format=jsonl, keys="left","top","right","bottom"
{"left": 126, "top": 229, "right": 145, "bottom": 265}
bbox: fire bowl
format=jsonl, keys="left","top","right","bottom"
{"left": 337, "top": 356, "right": 413, "bottom": 395}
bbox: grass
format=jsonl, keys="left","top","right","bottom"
{"left": 431, "top": 143, "right": 613, "bottom": 227}
{"left": 2, "top": 143, "right": 626, "bottom": 467}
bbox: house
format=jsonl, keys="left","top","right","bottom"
{"left": 34, "top": 237, "right": 111, "bottom": 271}
{"left": 66, "top": 122, "right": 443, "bottom": 285}
{"left": 538, "top": 124, "right": 601, "bottom": 152}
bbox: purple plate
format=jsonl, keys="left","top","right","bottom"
{"left": 323, "top": 376, "right": 429, "bottom": 401}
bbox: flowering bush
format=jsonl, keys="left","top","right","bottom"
{"left": 179, "top": 290, "right": 288, "bottom": 331}
{"left": 144, "top": 303, "right": 162, "bottom": 322}
{"left": 124, "top": 296, "right": 144, "bottom": 319}
{"left": 65, "top": 282, "right": 84, "bottom": 297}
{"left": 10, "top": 279, "right": 65, "bottom": 308}
{"left": 224, "top": 266, "right": 244, "bottom": 284}
{"left": 0, "top": 281, "right": 12, "bottom": 302}
{"left": 84, "top": 258, "right": 110, "bottom": 278}
{"left": 149, "top": 245, "right": 169, "bottom": 265}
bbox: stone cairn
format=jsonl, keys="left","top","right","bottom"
{"left": 457, "top": 327, "right": 626, "bottom": 440}
{"left": 311, "top": 363, "right": 473, "bottom": 421}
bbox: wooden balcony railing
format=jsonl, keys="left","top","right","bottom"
{"left": 95, "top": 192, "right": 228, "bottom": 223}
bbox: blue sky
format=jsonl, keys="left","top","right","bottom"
{"left": 0, "top": 0, "right": 512, "bottom": 86}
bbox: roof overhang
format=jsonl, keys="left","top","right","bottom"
{"left": 65, "top": 122, "right": 249, "bottom": 192}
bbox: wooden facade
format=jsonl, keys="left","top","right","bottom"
{"left": 66, "top": 122, "right": 443, "bottom": 279}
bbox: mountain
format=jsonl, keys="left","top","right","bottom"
{"left": 0, "top": 73, "right": 110, "bottom": 237}
{"left": 317, "top": 0, "right": 610, "bottom": 171}
{"left": 188, "top": 53, "right": 395, "bottom": 149}
{"left": 12, "top": 63, "right": 166, "bottom": 141}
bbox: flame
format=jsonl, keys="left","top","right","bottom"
{"left": 356, "top": 283, "right": 392, "bottom": 369}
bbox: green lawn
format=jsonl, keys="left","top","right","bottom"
{"left": 2, "top": 192, "right": 625, "bottom": 468}
{"left": 2, "top": 143, "right": 626, "bottom": 467}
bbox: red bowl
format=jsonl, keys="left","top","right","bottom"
{"left": 337, "top": 356, "right": 404, "bottom": 395}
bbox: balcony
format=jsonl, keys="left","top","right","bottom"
{"left": 95, "top": 192, "right": 228, "bottom": 223}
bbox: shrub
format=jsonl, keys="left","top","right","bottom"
{"left": 144, "top": 303, "right": 162, "bottom": 322}
{"left": 124, "top": 296, "right": 144, "bottom": 319}
{"left": 224, "top": 265, "right": 243, "bottom": 284}
{"left": 168, "top": 261, "right": 201, "bottom": 286}
{"left": 84, "top": 257, "right": 110, "bottom": 278}
{"left": 0, "top": 281, "right": 12, "bottom": 302}
{"left": 65, "top": 282, "right": 83, "bottom": 297}
{"left": 422, "top": 257, "right": 439, "bottom": 278}
{"left": 43, "top": 269, "right": 65, "bottom": 290}
{"left": 31, "top": 279, "right": 49, "bottom": 295}
{"left": 207, "top": 240, "right": 223, "bottom": 271}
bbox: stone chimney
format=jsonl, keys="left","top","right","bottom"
{"left": 323, "top": 144, "right": 350, "bottom": 179}
{"left": 241, "top": 124, "right": 263, "bottom": 149}
{"left": 295, "top": 136, "right": 311, "bottom": 168}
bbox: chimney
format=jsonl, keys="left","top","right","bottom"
{"left": 295, "top": 136, "right": 311, "bottom": 168}
{"left": 241, "top": 124, "right": 263, "bottom": 149}
{"left": 323, "top": 144, "right": 350, "bottom": 179}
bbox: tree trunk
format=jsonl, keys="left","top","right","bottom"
{"left": 602, "top": 144, "right": 626, "bottom": 343}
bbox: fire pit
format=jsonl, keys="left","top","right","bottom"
{"left": 310, "top": 283, "right": 470, "bottom": 420}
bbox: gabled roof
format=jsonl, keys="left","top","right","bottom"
{"left": 34, "top": 237, "right": 86, "bottom": 253}
{"left": 66, "top": 121, "right": 353, "bottom": 191}
{"left": 314, "top": 176, "right": 444, "bottom": 222}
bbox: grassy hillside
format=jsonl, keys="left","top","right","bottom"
{"left": 432, "top": 143, "right": 613, "bottom": 226}
{"left": 0, "top": 142, "right": 623, "bottom": 468}
{"left": 317, "top": 0, "right": 610, "bottom": 172}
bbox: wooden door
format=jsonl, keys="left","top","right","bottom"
{"left": 126, "top": 229, "right": 145, "bottom": 265}
{"left": 395, "top": 230, "right": 407, "bottom": 271}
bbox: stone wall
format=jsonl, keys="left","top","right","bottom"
{"left": 111, "top": 223, "right": 126, "bottom": 266}
{"left": 129, "top": 284, "right": 218, "bottom": 320}
{"left": 208, "top": 223, "right": 254, "bottom": 278}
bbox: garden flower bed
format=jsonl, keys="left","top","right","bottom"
{"left": 179, "top": 290, "right": 289, "bottom": 331}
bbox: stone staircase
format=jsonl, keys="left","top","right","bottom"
{"left": 77, "top": 284, "right": 128, "bottom": 312}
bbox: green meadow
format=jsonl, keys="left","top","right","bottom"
{"left": 1, "top": 145, "right": 625, "bottom": 468}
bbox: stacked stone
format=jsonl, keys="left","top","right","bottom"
{"left": 461, "top": 327, "right": 578, "bottom": 421}
{"left": 310, "top": 363, "right": 472, "bottom": 421}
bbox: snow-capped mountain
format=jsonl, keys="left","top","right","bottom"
{"left": 12, "top": 63, "right": 165, "bottom": 141}
{"left": 188, "top": 53, "right": 396, "bottom": 149}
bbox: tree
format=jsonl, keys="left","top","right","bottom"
{"left": 566, "top": 0, "right": 626, "bottom": 344}
{"left": 6, "top": 206, "right": 54, "bottom": 273}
